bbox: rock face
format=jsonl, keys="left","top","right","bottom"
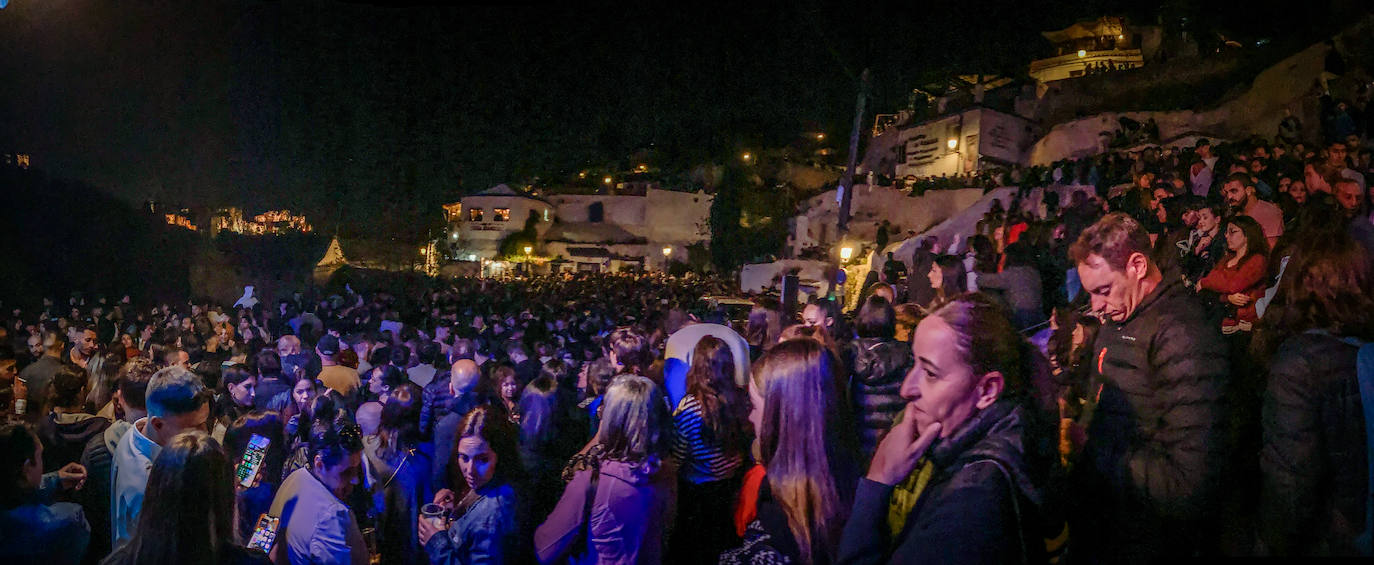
{"left": 1028, "top": 26, "right": 1357, "bottom": 166}
{"left": 786, "top": 185, "right": 986, "bottom": 258}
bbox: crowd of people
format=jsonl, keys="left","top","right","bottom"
{"left": 858, "top": 127, "right": 1374, "bottom": 560}
{"left": 2, "top": 128, "right": 1374, "bottom": 564}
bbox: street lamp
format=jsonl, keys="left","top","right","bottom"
{"left": 741, "top": 152, "right": 752, "bottom": 162}
{"left": 839, "top": 246, "right": 854, "bottom": 262}
{"left": 523, "top": 245, "right": 533, "bottom": 276}
{"left": 603, "top": 176, "right": 613, "bottom": 185}
{"left": 947, "top": 138, "right": 958, "bottom": 150}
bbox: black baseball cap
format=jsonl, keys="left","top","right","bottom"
{"left": 317, "top": 334, "right": 341, "bottom": 356}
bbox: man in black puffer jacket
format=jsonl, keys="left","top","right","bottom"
{"left": 1068, "top": 213, "right": 1230, "bottom": 564}
{"left": 848, "top": 296, "right": 914, "bottom": 461}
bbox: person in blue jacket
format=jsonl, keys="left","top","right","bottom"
{"left": 419, "top": 404, "right": 523, "bottom": 564}
{"left": 0, "top": 423, "right": 91, "bottom": 565}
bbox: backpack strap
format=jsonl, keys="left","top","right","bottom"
{"left": 1349, "top": 340, "right": 1374, "bottom": 556}
{"left": 580, "top": 461, "right": 602, "bottom": 558}
{"left": 971, "top": 459, "right": 1029, "bottom": 565}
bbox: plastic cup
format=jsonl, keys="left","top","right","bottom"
{"left": 420, "top": 503, "right": 447, "bottom": 529}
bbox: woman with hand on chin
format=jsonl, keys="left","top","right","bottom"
{"left": 419, "top": 405, "right": 524, "bottom": 565}
{"left": 838, "top": 293, "right": 1064, "bottom": 565}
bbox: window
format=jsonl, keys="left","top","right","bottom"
{"left": 469, "top": 208, "right": 484, "bottom": 222}
{"left": 588, "top": 202, "right": 605, "bottom": 223}
{"left": 494, "top": 208, "right": 511, "bottom": 222}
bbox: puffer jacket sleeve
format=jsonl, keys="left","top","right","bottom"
{"left": 1258, "top": 342, "right": 1323, "bottom": 555}
{"left": 1123, "top": 311, "right": 1228, "bottom": 519}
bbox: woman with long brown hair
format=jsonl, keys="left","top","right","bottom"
{"left": 725, "top": 338, "right": 860, "bottom": 565}
{"left": 1198, "top": 215, "right": 1270, "bottom": 333}
{"left": 1254, "top": 230, "right": 1374, "bottom": 556}
{"left": 420, "top": 404, "right": 524, "bottom": 564}
{"left": 670, "top": 336, "right": 753, "bottom": 562}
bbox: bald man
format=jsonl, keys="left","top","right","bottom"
{"left": 430, "top": 359, "right": 487, "bottom": 487}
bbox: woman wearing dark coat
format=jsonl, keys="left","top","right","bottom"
{"left": 839, "top": 294, "right": 1064, "bottom": 565}
{"left": 847, "top": 296, "right": 914, "bottom": 462}
{"left": 1256, "top": 231, "right": 1373, "bottom": 556}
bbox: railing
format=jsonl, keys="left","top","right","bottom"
{"left": 1030, "top": 48, "right": 1143, "bottom": 76}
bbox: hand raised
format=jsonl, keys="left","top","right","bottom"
{"left": 58, "top": 462, "right": 87, "bottom": 491}
{"left": 866, "top": 407, "right": 941, "bottom": 486}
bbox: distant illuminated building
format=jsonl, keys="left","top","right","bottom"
{"left": 250, "top": 209, "right": 313, "bottom": 234}
{"left": 442, "top": 202, "right": 463, "bottom": 222}
{"left": 164, "top": 213, "right": 198, "bottom": 232}
{"left": 3, "top": 153, "right": 31, "bottom": 169}
{"left": 208, "top": 207, "right": 312, "bottom": 236}
{"left": 210, "top": 207, "right": 246, "bottom": 236}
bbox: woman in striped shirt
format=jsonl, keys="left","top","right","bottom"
{"left": 670, "top": 335, "right": 753, "bottom": 562}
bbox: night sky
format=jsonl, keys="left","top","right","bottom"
{"left": 0, "top": 0, "right": 1340, "bottom": 237}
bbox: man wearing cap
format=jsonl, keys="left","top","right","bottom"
{"left": 316, "top": 334, "right": 360, "bottom": 397}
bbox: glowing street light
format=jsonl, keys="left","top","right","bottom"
{"left": 1077, "top": 49, "right": 1087, "bottom": 58}
{"left": 741, "top": 152, "right": 752, "bottom": 162}
{"left": 662, "top": 246, "right": 672, "bottom": 257}
{"left": 603, "top": 176, "right": 613, "bottom": 185}
{"left": 839, "top": 246, "right": 854, "bottom": 262}
{"left": 815, "top": 133, "right": 825, "bottom": 141}
{"left": 947, "top": 138, "right": 958, "bottom": 150}
{"left": 524, "top": 245, "right": 532, "bottom": 255}
{"left": 578, "top": 171, "right": 587, "bottom": 179}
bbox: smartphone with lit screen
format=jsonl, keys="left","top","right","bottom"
{"left": 246, "top": 513, "right": 279, "bottom": 553}
{"left": 236, "top": 434, "right": 271, "bottom": 488}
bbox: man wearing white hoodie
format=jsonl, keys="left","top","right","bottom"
{"left": 109, "top": 365, "right": 209, "bottom": 550}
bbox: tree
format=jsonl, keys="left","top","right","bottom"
{"left": 497, "top": 209, "right": 541, "bottom": 259}
{"left": 709, "top": 163, "right": 748, "bottom": 270}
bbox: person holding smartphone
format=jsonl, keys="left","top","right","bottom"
{"left": 102, "top": 430, "right": 269, "bottom": 565}
{"left": 269, "top": 395, "right": 369, "bottom": 565}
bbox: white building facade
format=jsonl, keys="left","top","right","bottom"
{"left": 445, "top": 185, "right": 711, "bottom": 273}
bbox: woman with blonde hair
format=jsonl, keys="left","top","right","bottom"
{"left": 535, "top": 375, "right": 675, "bottom": 564}
{"left": 725, "top": 338, "right": 860, "bottom": 565}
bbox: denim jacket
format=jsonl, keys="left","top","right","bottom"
{"left": 424, "top": 482, "right": 520, "bottom": 565}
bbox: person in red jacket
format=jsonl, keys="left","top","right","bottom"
{"left": 1199, "top": 215, "right": 1270, "bottom": 333}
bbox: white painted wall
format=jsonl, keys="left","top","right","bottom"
{"left": 787, "top": 185, "right": 986, "bottom": 256}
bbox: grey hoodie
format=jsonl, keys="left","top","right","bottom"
{"left": 79, "top": 418, "right": 132, "bottom": 562}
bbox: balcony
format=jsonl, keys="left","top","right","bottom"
{"left": 1029, "top": 48, "right": 1143, "bottom": 83}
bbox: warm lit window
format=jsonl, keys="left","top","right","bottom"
{"left": 494, "top": 208, "right": 511, "bottom": 222}
{"left": 469, "top": 208, "right": 484, "bottom": 222}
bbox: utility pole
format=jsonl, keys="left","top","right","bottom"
{"left": 831, "top": 68, "right": 870, "bottom": 302}
{"left": 836, "top": 68, "right": 870, "bottom": 236}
